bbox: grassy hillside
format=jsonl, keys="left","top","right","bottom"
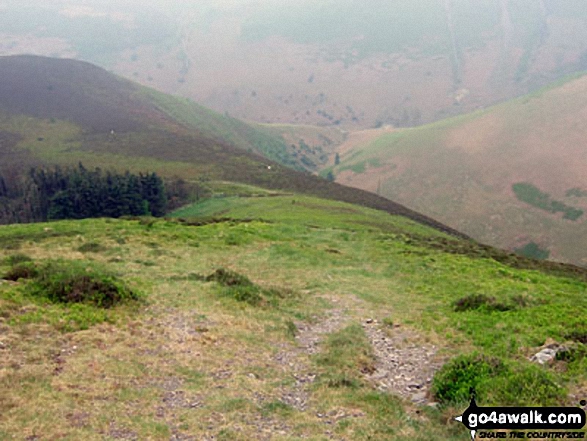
{"left": 0, "top": 54, "right": 308, "bottom": 171}
{"left": 1, "top": 194, "right": 586, "bottom": 439}
{"left": 0, "top": 55, "right": 466, "bottom": 238}
{"left": 326, "top": 72, "right": 587, "bottom": 267}
{"left": 0, "top": 54, "right": 335, "bottom": 173}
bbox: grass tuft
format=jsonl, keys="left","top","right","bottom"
{"left": 204, "top": 268, "right": 292, "bottom": 306}
{"left": 382, "top": 316, "right": 394, "bottom": 327}
{"left": 315, "top": 324, "right": 376, "bottom": 389}
{"left": 205, "top": 268, "right": 253, "bottom": 287}
{"left": 3, "top": 262, "right": 39, "bottom": 281}
{"left": 3, "top": 253, "right": 33, "bottom": 266}
{"left": 76, "top": 242, "right": 108, "bottom": 253}
{"left": 432, "top": 353, "right": 565, "bottom": 406}
{"left": 555, "top": 344, "right": 587, "bottom": 363}
{"left": 565, "top": 329, "right": 587, "bottom": 344}
{"left": 10, "top": 260, "right": 140, "bottom": 308}
{"left": 285, "top": 319, "right": 298, "bottom": 338}
{"left": 432, "top": 353, "right": 505, "bottom": 404}
{"left": 260, "top": 400, "right": 294, "bottom": 417}
{"left": 453, "top": 294, "right": 513, "bottom": 312}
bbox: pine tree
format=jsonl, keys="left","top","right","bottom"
{"left": 141, "top": 172, "right": 166, "bottom": 216}
{"left": 0, "top": 163, "right": 171, "bottom": 223}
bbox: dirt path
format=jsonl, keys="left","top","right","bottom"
{"left": 25, "top": 295, "right": 445, "bottom": 440}
{"left": 274, "top": 296, "right": 353, "bottom": 411}
{"left": 274, "top": 295, "right": 443, "bottom": 410}
{"left": 362, "top": 320, "right": 442, "bottom": 404}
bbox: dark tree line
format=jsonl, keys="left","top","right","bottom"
{"left": 0, "top": 163, "right": 173, "bottom": 224}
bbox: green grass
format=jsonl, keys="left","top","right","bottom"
{"left": 0, "top": 196, "right": 586, "bottom": 439}
{"left": 315, "top": 324, "right": 376, "bottom": 389}
{"left": 176, "top": 194, "right": 587, "bottom": 362}
{"left": 0, "top": 56, "right": 473, "bottom": 243}
{"left": 566, "top": 187, "right": 587, "bottom": 198}
{"left": 341, "top": 160, "right": 367, "bottom": 174}
{"left": 0, "top": 111, "right": 200, "bottom": 179}
{"left": 1, "top": 255, "right": 140, "bottom": 331}
{"left": 432, "top": 353, "right": 565, "bottom": 407}
{"left": 171, "top": 192, "right": 448, "bottom": 237}
{"left": 202, "top": 267, "right": 294, "bottom": 307}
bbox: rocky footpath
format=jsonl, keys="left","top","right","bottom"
{"left": 362, "top": 319, "right": 443, "bottom": 405}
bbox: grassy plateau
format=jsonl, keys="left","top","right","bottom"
{"left": 1, "top": 189, "right": 586, "bottom": 440}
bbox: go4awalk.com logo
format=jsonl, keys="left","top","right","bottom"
{"left": 454, "top": 398, "right": 586, "bottom": 439}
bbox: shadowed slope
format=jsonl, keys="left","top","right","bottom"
{"left": 0, "top": 55, "right": 157, "bottom": 133}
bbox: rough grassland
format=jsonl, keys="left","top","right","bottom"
{"left": 328, "top": 73, "right": 587, "bottom": 267}
{"left": 0, "top": 194, "right": 586, "bottom": 440}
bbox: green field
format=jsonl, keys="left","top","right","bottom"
{"left": 1, "top": 193, "right": 586, "bottom": 439}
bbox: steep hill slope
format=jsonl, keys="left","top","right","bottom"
{"left": 5, "top": 1, "right": 587, "bottom": 129}
{"left": 0, "top": 54, "right": 305, "bottom": 170}
{"left": 326, "top": 73, "right": 587, "bottom": 266}
{"left": 0, "top": 55, "right": 463, "bottom": 238}
{"left": 1, "top": 194, "right": 586, "bottom": 439}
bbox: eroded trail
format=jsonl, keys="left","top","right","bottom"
{"left": 275, "top": 294, "right": 443, "bottom": 411}
{"left": 362, "top": 320, "right": 442, "bottom": 404}
{"left": 274, "top": 296, "right": 353, "bottom": 411}
{"left": 128, "top": 295, "right": 444, "bottom": 441}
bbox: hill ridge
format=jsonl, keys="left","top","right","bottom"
{"left": 0, "top": 54, "right": 467, "bottom": 240}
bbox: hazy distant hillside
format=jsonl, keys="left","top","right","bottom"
{"left": 0, "top": 54, "right": 329, "bottom": 172}
{"left": 0, "top": 55, "right": 463, "bottom": 237}
{"left": 2, "top": 0, "right": 587, "bottom": 129}
{"left": 326, "top": 72, "right": 587, "bottom": 266}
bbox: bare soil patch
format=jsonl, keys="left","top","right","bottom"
{"left": 362, "top": 320, "right": 443, "bottom": 404}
